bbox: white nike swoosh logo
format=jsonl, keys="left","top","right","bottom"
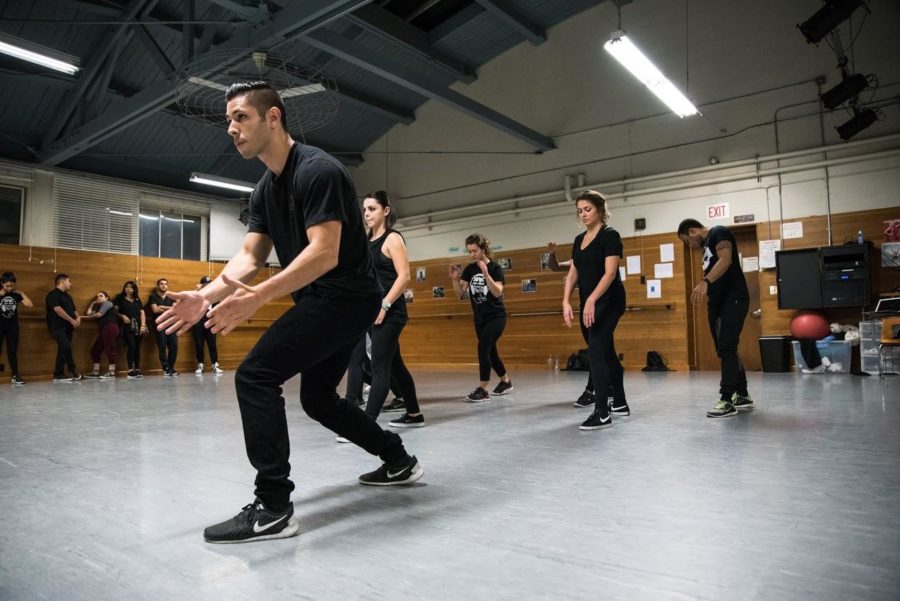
{"left": 599, "top": 416, "right": 611, "bottom": 424}
{"left": 387, "top": 467, "right": 409, "bottom": 478}
{"left": 253, "top": 514, "right": 287, "bottom": 533}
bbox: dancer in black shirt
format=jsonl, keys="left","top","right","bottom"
{"left": 0, "top": 272, "right": 33, "bottom": 384}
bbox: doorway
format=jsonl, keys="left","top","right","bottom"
{"left": 687, "top": 224, "right": 763, "bottom": 371}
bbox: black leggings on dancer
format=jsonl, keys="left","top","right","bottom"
{"left": 475, "top": 316, "right": 507, "bottom": 381}
{"left": 0, "top": 322, "right": 19, "bottom": 376}
{"left": 585, "top": 289, "right": 626, "bottom": 411}
{"left": 364, "top": 320, "right": 420, "bottom": 419}
{"left": 345, "top": 336, "right": 403, "bottom": 403}
{"left": 122, "top": 326, "right": 142, "bottom": 370}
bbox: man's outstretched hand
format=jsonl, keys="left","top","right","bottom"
{"left": 205, "top": 274, "right": 265, "bottom": 336}
{"left": 157, "top": 290, "right": 210, "bottom": 336}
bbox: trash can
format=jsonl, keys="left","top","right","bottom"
{"left": 759, "top": 336, "right": 791, "bottom": 372}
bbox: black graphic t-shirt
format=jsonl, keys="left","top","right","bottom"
{"left": 572, "top": 226, "right": 624, "bottom": 303}
{"left": 702, "top": 226, "right": 749, "bottom": 303}
{"left": 248, "top": 142, "right": 380, "bottom": 302}
{"left": 46, "top": 288, "right": 76, "bottom": 329}
{"left": 0, "top": 292, "right": 23, "bottom": 323}
{"left": 461, "top": 261, "right": 506, "bottom": 324}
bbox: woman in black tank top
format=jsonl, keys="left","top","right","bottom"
{"left": 360, "top": 191, "right": 424, "bottom": 428}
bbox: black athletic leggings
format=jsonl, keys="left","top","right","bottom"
{"left": 585, "top": 289, "right": 626, "bottom": 411}
{"left": 193, "top": 322, "right": 218, "bottom": 364}
{"left": 345, "top": 335, "right": 402, "bottom": 402}
{"left": 364, "top": 319, "right": 420, "bottom": 419}
{"left": 156, "top": 330, "right": 178, "bottom": 372}
{"left": 0, "top": 322, "right": 19, "bottom": 375}
{"left": 122, "top": 326, "right": 141, "bottom": 370}
{"left": 474, "top": 316, "right": 507, "bottom": 382}
{"left": 234, "top": 291, "right": 408, "bottom": 510}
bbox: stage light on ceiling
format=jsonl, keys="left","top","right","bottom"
{"left": 836, "top": 108, "right": 877, "bottom": 140}
{"left": 798, "top": 0, "right": 865, "bottom": 44}
{"left": 820, "top": 73, "right": 870, "bottom": 110}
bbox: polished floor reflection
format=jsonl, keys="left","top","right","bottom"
{"left": 1, "top": 369, "right": 898, "bottom": 601}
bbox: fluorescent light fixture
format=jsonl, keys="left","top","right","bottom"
{"left": 603, "top": 31, "right": 698, "bottom": 118}
{"left": 139, "top": 213, "right": 159, "bottom": 221}
{"left": 188, "top": 76, "right": 229, "bottom": 92}
{"left": 0, "top": 33, "right": 79, "bottom": 75}
{"left": 189, "top": 172, "right": 255, "bottom": 193}
{"left": 280, "top": 83, "right": 326, "bottom": 98}
{"left": 107, "top": 209, "right": 133, "bottom": 217}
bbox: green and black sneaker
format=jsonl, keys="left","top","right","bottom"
{"left": 706, "top": 399, "right": 738, "bottom": 418}
{"left": 731, "top": 392, "right": 754, "bottom": 411}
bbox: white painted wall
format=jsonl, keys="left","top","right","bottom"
{"left": 351, "top": 0, "right": 900, "bottom": 260}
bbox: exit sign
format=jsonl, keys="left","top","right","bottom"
{"left": 707, "top": 202, "right": 730, "bottom": 220}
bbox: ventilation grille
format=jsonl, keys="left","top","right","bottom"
{"left": 53, "top": 174, "right": 139, "bottom": 254}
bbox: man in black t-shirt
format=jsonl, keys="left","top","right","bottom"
{"left": 149, "top": 278, "right": 178, "bottom": 376}
{"left": 1, "top": 272, "right": 34, "bottom": 384}
{"left": 679, "top": 218, "right": 753, "bottom": 418}
{"left": 157, "top": 81, "right": 422, "bottom": 544}
{"left": 45, "top": 273, "right": 83, "bottom": 382}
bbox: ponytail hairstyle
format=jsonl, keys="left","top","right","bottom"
{"left": 364, "top": 190, "right": 396, "bottom": 230}
{"left": 464, "top": 233, "right": 493, "bottom": 259}
{"left": 575, "top": 189, "right": 610, "bottom": 224}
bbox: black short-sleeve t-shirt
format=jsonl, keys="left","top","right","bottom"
{"left": 148, "top": 293, "right": 174, "bottom": 330}
{"left": 115, "top": 295, "right": 143, "bottom": 322}
{"left": 247, "top": 143, "right": 379, "bottom": 302}
{"left": 0, "top": 291, "right": 23, "bottom": 323}
{"left": 572, "top": 226, "right": 624, "bottom": 302}
{"left": 45, "top": 288, "right": 76, "bottom": 328}
{"left": 461, "top": 261, "right": 506, "bottom": 324}
{"left": 703, "top": 225, "right": 749, "bottom": 303}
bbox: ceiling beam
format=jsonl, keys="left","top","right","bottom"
{"left": 473, "top": 0, "right": 545, "bottom": 45}
{"left": 428, "top": 3, "right": 485, "bottom": 45}
{"left": 134, "top": 24, "right": 175, "bottom": 76}
{"left": 302, "top": 28, "right": 555, "bottom": 151}
{"left": 205, "top": 0, "right": 269, "bottom": 23}
{"left": 40, "top": 0, "right": 160, "bottom": 150}
{"left": 346, "top": 4, "right": 476, "bottom": 83}
{"left": 38, "top": 0, "right": 377, "bottom": 166}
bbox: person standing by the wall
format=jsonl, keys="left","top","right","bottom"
{"left": 115, "top": 280, "right": 147, "bottom": 379}
{"left": 149, "top": 278, "right": 178, "bottom": 376}
{"left": 0, "top": 272, "right": 33, "bottom": 384}
{"left": 193, "top": 276, "right": 223, "bottom": 375}
{"left": 45, "top": 274, "right": 83, "bottom": 382}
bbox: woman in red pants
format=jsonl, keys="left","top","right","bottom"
{"left": 83, "top": 291, "right": 120, "bottom": 378}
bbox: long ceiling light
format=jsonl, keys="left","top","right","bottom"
{"left": 0, "top": 32, "right": 79, "bottom": 75}
{"left": 189, "top": 172, "right": 255, "bottom": 193}
{"left": 603, "top": 31, "right": 698, "bottom": 118}
{"left": 281, "top": 83, "right": 326, "bottom": 98}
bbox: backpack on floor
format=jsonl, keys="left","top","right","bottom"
{"left": 642, "top": 351, "right": 669, "bottom": 372}
{"left": 566, "top": 349, "right": 591, "bottom": 371}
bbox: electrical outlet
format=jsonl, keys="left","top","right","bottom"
{"left": 769, "top": 285, "right": 778, "bottom": 295}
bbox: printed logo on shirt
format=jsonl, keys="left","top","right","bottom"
{"left": 702, "top": 246, "right": 713, "bottom": 272}
{"left": 469, "top": 274, "right": 488, "bottom": 304}
{"left": 0, "top": 295, "right": 16, "bottom": 319}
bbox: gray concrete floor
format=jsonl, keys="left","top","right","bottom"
{"left": 1, "top": 369, "right": 898, "bottom": 601}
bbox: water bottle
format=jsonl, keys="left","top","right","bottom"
{"left": 857, "top": 229, "right": 864, "bottom": 245}
{"left": 553, "top": 355, "right": 560, "bottom": 372}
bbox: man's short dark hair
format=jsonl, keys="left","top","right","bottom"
{"left": 225, "top": 81, "right": 288, "bottom": 132}
{"left": 677, "top": 218, "right": 704, "bottom": 237}
{"left": 0, "top": 272, "right": 15, "bottom": 284}
{"left": 156, "top": 278, "right": 168, "bottom": 286}
{"left": 54, "top": 273, "right": 69, "bottom": 286}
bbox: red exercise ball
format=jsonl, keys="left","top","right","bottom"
{"left": 790, "top": 312, "right": 830, "bottom": 339}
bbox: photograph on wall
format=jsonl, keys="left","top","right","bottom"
{"left": 882, "top": 242, "right": 900, "bottom": 267}
{"left": 416, "top": 267, "right": 427, "bottom": 282}
{"left": 403, "top": 288, "right": 414, "bottom": 303}
{"left": 498, "top": 257, "right": 512, "bottom": 270}
{"left": 449, "top": 263, "right": 462, "bottom": 279}
{"left": 885, "top": 219, "right": 900, "bottom": 242}
{"left": 540, "top": 252, "right": 551, "bottom": 271}
{"left": 521, "top": 279, "right": 537, "bottom": 293}
{"left": 432, "top": 286, "right": 445, "bottom": 299}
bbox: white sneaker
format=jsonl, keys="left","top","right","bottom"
{"left": 212, "top": 362, "right": 224, "bottom": 374}
{"left": 195, "top": 363, "right": 204, "bottom": 375}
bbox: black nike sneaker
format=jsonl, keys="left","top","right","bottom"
{"left": 579, "top": 405, "right": 613, "bottom": 431}
{"left": 203, "top": 499, "right": 299, "bottom": 544}
{"left": 358, "top": 455, "right": 424, "bottom": 486}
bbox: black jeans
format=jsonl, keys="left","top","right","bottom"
{"left": 707, "top": 297, "right": 749, "bottom": 400}
{"left": 193, "top": 322, "right": 218, "bottom": 364}
{"left": 122, "top": 326, "right": 141, "bottom": 370}
{"left": 48, "top": 324, "right": 76, "bottom": 377}
{"left": 585, "top": 290, "right": 626, "bottom": 410}
{"left": 474, "top": 316, "right": 507, "bottom": 382}
{"left": 156, "top": 330, "right": 178, "bottom": 372}
{"left": 234, "top": 291, "right": 408, "bottom": 510}
{"left": 0, "top": 321, "right": 19, "bottom": 375}
{"left": 365, "top": 319, "right": 420, "bottom": 418}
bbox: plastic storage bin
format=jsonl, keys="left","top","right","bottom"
{"left": 791, "top": 340, "right": 852, "bottom": 373}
